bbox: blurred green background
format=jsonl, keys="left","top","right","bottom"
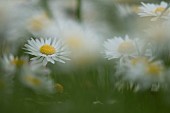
{"left": 1, "top": 0, "right": 170, "bottom": 113}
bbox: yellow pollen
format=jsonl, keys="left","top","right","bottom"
{"left": 40, "top": 44, "right": 56, "bottom": 55}
{"left": 154, "top": 7, "right": 165, "bottom": 13}
{"left": 118, "top": 41, "right": 135, "bottom": 54}
{"left": 25, "top": 76, "right": 42, "bottom": 86}
{"left": 147, "top": 63, "right": 162, "bottom": 75}
{"left": 11, "top": 58, "right": 25, "bottom": 67}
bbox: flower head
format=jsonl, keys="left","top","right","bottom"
{"left": 20, "top": 63, "right": 54, "bottom": 93}
{"left": 128, "top": 57, "right": 164, "bottom": 77}
{"left": 118, "top": 57, "right": 165, "bottom": 91}
{"left": 1, "top": 54, "right": 27, "bottom": 73}
{"left": 57, "top": 20, "right": 102, "bottom": 66}
{"left": 138, "top": 1, "right": 170, "bottom": 21}
{"left": 24, "top": 38, "right": 70, "bottom": 66}
{"left": 21, "top": 74, "right": 55, "bottom": 93}
{"left": 104, "top": 35, "right": 139, "bottom": 60}
{"left": 27, "top": 12, "right": 51, "bottom": 32}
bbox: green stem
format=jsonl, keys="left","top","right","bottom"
{"left": 40, "top": 0, "right": 53, "bottom": 18}
{"left": 76, "top": 0, "right": 82, "bottom": 21}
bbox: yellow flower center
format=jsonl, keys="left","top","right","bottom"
{"left": 25, "top": 76, "right": 42, "bottom": 86}
{"left": 118, "top": 41, "right": 135, "bottom": 54}
{"left": 154, "top": 7, "right": 165, "bottom": 13}
{"left": 29, "top": 13, "right": 49, "bottom": 31}
{"left": 147, "top": 63, "right": 162, "bottom": 75}
{"left": 66, "top": 37, "right": 83, "bottom": 49}
{"left": 54, "top": 83, "right": 64, "bottom": 93}
{"left": 130, "top": 57, "right": 163, "bottom": 76}
{"left": 11, "top": 58, "right": 25, "bottom": 67}
{"left": 40, "top": 44, "right": 56, "bottom": 55}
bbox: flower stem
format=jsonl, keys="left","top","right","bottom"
{"left": 76, "top": 0, "right": 82, "bottom": 22}
{"left": 40, "top": 0, "right": 53, "bottom": 18}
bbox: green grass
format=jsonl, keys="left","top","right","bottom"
{"left": 1, "top": 62, "right": 170, "bottom": 113}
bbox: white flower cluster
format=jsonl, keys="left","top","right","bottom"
{"left": 103, "top": 1, "right": 170, "bottom": 91}
{"left": 1, "top": 0, "right": 170, "bottom": 94}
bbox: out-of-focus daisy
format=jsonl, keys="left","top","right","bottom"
{"left": 25, "top": 10, "right": 58, "bottom": 37}
{"left": 21, "top": 74, "right": 54, "bottom": 93}
{"left": 0, "top": 55, "right": 28, "bottom": 92}
{"left": 104, "top": 35, "right": 141, "bottom": 60}
{"left": 27, "top": 12, "right": 50, "bottom": 32}
{"left": 24, "top": 38, "right": 70, "bottom": 66}
{"left": 26, "top": 12, "right": 59, "bottom": 38}
{"left": 57, "top": 20, "right": 102, "bottom": 66}
{"left": 127, "top": 57, "right": 164, "bottom": 80}
{"left": 138, "top": 1, "right": 170, "bottom": 21}
{"left": 120, "top": 57, "right": 165, "bottom": 91}
{"left": 20, "top": 63, "right": 54, "bottom": 93}
{"left": 1, "top": 54, "right": 28, "bottom": 73}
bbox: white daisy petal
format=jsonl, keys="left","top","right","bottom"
{"left": 53, "top": 57, "right": 65, "bottom": 63}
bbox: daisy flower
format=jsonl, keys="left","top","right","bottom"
{"left": 20, "top": 73, "right": 55, "bottom": 93}
{"left": 127, "top": 57, "right": 164, "bottom": 80}
{"left": 119, "top": 57, "right": 165, "bottom": 91}
{"left": 57, "top": 20, "right": 102, "bottom": 66}
{"left": 104, "top": 35, "right": 140, "bottom": 60}
{"left": 27, "top": 12, "right": 50, "bottom": 32}
{"left": 19, "top": 62, "right": 54, "bottom": 93}
{"left": 138, "top": 1, "right": 170, "bottom": 21}
{"left": 24, "top": 38, "right": 70, "bottom": 66}
{"left": 1, "top": 54, "right": 28, "bottom": 73}
{"left": 26, "top": 11, "right": 60, "bottom": 38}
